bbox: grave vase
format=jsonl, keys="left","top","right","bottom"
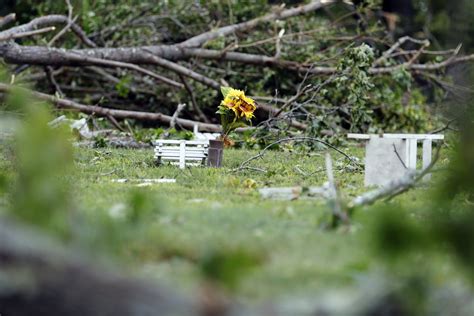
{"left": 208, "top": 139, "right": 224, "bottom": 167}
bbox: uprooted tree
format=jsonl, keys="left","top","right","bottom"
{"left": 0, "top": 0, "right": 472, "bottom": 138}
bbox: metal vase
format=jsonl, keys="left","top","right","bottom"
{"left": 207, "top": 139, "right": 224, "bottom": 167}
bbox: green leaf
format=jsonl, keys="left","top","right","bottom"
{"left": 221, "top": 86, "right": 232, "bottom": 98}
{"left": 227, "top": 121, "right": 247, "bottom": 130}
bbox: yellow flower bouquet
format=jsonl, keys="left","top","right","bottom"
{"left": 217, "top": 87, "right": 256, "bottom": 145}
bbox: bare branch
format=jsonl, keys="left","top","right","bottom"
{"left": 0, "top": 26, "right": 56, "bottom": 41}
{"left": 47, "top": 0, "right": 74, "bottom": 46}
{"left": 370, "top": 54, "right": 474, "bottom": 74}
{"left": 0, "top": 14, "right": 96, "bottom": 47}
{"left": 179, "top": 0, "right": 331, "bottom": 47}
{"left": 143, "top": 51, "right": 220, "bottom": 89}
{"left": 3, "top": 42, "right": 470, "bottom": 77}
{"left": 62, "top": 51, "right": 184, "bottom": 88}
{"left": 45, "top": 66, "right": 64, "bottom": 97}
{"left": 373, "top": 36, "right": 430, "bottom": 66}
{"left": 179, "top": 75, "right": 210, "bottom": 123}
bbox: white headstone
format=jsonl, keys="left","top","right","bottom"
{"left": 364, "top": 137, "right": 408, "bottom": 187}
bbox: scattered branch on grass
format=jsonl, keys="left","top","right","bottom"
{"left": 234, "top": 136, "right": 361, "bottom": 173}
{"left": 258, "top": 185, "right": 330, "bottom": 200}
{"left": 106, "top": 114, "right": 126, "bottom": 132}
{"left": 349, "top": 146, "right": 442, "bottom": 209}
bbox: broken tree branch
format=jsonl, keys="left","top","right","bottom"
{"left": 178, "top": 0, "right": 331, "bottom": 47}
{"left": 0, "top": 14, "right": 96, "bottom": 47}
{"left": 0, "top": 13, "right": 16, "bottom": 29}
{"left": 235, "top": 136, "right": 360, "bottom": 172}
{"left": 0, "top": 26, "right": 56, "bottom": 41}
{"left": 2, "top": 42, "right": 471, "bottom": 76}
{"left": 169, "top": 103, "right": 186, "bottom": 129}
{"left": 179, "top": 74, "right": 210, "bottom": 123}
{"left": 349, "top": 146, "right": 442, "bottom": 209}
{"left": 0, "top": 83, "right": 221, "bottom": 132}
{"left": 47, "top": 0, "right": 74, "bottom": 46}
{"left": 64, "top": 51, "right": 184, "bottom": 88}
{"left": 45, "top": 66, "right": 64, "bottom": 97}
{"left": 143, "top": 51, "right": 220, "bottom": 89}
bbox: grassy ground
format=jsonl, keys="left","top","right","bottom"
{"left": 2, "top": 133, "right": 462, "bottom": 304}
{"left": 58, "top": 143, "right": 445, "bottom": 301}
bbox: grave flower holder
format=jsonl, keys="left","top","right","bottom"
{"left": 207, "top": 139, "right": 224, "bottom": 167}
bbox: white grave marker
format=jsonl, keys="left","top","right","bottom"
{"left": 347, "top": 133, "right": 444, "bottom": 186}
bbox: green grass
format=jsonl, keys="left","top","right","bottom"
{"left": 1, "top": 141, "right": 461, "bottom": 302}
{"left": 67, "top": 145, "right": 436, "bottom": 299}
